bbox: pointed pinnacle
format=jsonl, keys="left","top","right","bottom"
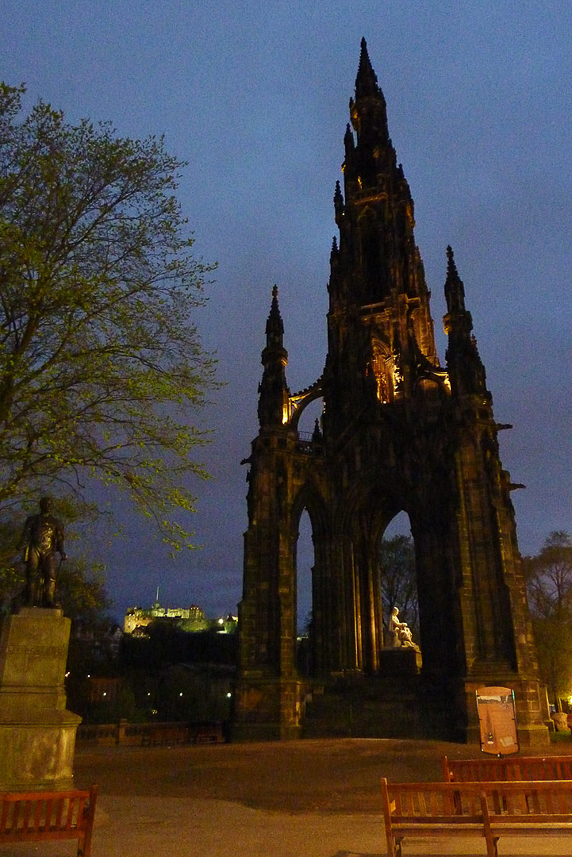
{"left": 344, "top": 123, "right": 355, "bottom": 152}
{"left": 446, "top": 245, "right": 459, "bottom": 279}
{"left": 266, "top": 285, "right": 284, "bottom": 340}
{"left": 269, "top": 284, "right": 282, "bottom": 320}
{"left": 355, "top": 37, "right": 380, "bottom": 99}
{"left": 444, "top": 246, "right": 466, "bottom": 315}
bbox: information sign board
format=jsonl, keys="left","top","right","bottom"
{"left": 476, "top": 686, "right": 519, "bottom": 756}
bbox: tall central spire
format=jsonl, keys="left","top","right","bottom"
{"left": 334, "top": 39, "right": 427, "bottom": 309}
{"left": 325, "top": 39, "right": 439, "bottom": 430}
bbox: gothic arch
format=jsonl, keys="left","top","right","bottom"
{"left": 339, "top": 475, "right": 405, "bottom": 542}
{"left": 288, "top": 381, "right": 323, "bottom": 431}
{"left": 289, "top": 483, "right": 334, "bottom": 677}
{"left": 291, "top": 481, "right": 329, "bottom": 542}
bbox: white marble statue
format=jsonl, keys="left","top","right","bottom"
{"left": 388, "top": 607, "right": 416, "bottom": 649}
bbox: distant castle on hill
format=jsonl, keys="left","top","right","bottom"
{"left": 124, "top": 591, "right": 237, "bottom": 636}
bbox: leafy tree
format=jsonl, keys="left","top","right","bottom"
{"left": 0, "top": 513, "right": 22, "bottom": 612}
{"left": 56, "top": 557, "right": 112, "bottom": 629}
{"left": 379, "top": 534, "right": 419, "bottom": 640}
{"left": 0, "top": 84, "right": 216, "bottom": 549}
{"left": 523, "top": 531, "right": 572, "bottom": 709}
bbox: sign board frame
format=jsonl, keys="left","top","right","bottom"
{"left": 476, "top": 686, "right": 519, "bottom": 756}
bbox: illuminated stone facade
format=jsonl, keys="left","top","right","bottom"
{"left": 124, "top": 602, "right": 237, "bottom": 636}
{"left": 235, "top": 40, "right": 549, "bottom": 745}
{"left": 124, "top": 602, "right": 207, "bottom": 634}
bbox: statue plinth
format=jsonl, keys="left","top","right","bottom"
{"left": 0, "top": 608, "right": 81, "bottom": 790}
{"left": 379, "top": 645, "right": 422, "bottom": 676}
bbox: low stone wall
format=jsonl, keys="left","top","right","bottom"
{"left": 77, "top": 720, "right": 225, "bottom": 746}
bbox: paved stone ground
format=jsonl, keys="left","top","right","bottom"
{"left": 3, "top": 738, "right": 572, "bottom": 856}
{"left": 78, "top": 738, "right": 476, "bottom": 814}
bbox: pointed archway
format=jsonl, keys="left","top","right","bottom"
{"left": 379, "top": 512, "right": 418, "bottom": 646}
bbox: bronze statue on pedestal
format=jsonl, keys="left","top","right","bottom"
{"left": 19, "top": 497, "right": 67, "bottom": 608}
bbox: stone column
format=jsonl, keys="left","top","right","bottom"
{"left": 0, "top": 607, "right": 81, "bottom": 790}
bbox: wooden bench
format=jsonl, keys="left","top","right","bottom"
{"left": 0, "top": 784, "right": 97, "bottom": 857}
{"left": 442, "top": 753, "right": 572, "bottom": 782}
{"left": 381, "top": 777, "right": 572, "bottom": 857}
{"left": 381, "top": 779, "right": 490, "bottom": 857}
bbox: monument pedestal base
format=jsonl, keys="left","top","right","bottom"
{"left": 379, "top": 646, "right": 422, "bottom": 676}
{"left": 0, "top": 608, "right": 81, "bottom": 790}
{"left": 233, "top": 674, "right": 305, "bottom": 741}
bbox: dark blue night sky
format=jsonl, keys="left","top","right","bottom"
{"left": 3, "top": 2, "right": 572, "bottom": 621}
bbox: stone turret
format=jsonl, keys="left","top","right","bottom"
{"left": 443, "top": 246, "right": 488, "bottom": 399}
{"left": 257, "top": 286, "right": 290, "bottom": 429}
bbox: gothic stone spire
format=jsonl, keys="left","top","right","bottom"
{"left": 443, "top": 247, "right": 488, "bottom": 398}
{"left": 324, "top": 40, "right": 439, "bottom": 432}
{"left": 257, "top": 286, "right": 290, "bottom": 428}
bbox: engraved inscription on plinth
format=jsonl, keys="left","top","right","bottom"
{"left": 0, "top": 608, "right": 81, "bottom": 790}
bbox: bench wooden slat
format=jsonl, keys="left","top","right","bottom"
{"left": 33, "top": 798, "right": 43, "bottom": 831}
{"left": 55, "top": 794, "right": 65, "bottom": 829}
{"left": 22, "top": 799, "right": 33, "bottom": 831}
{"left": 64, "top": 796, "right": 74, "bottom": 831}
{"left": 0, "top": 798, "right": 9, "bottom": 832}
{"left": 490, "top": 820, "right": 572, "bottom": 828}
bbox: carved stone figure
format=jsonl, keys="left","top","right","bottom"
{"left": 19, "top": 497, "right": 67, "bottom": 608}
{"left": 388, "top": 607, "right": 416, "bottom": 649}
